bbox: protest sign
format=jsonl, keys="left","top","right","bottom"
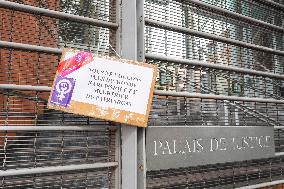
{"left": 48, "top": 49, "right": 157, "bottom": 127}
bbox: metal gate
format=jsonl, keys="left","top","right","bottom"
{"left": 0, "top": 0, "right": 121, "bottom": 188}
{"left": 142, "top": 0, "right": 284, "bottom": 188}
{"left": 1, "top": 0, "right": 284, "bottom": 189}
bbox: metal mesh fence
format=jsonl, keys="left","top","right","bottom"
{"left": 0, "top": 5, "right": 116, "bottom": 53}
{"left": 1, "top": 168, "right": 116, "bottom": 189}
{"left": 147, "top": 96, "right": 284, "bottom": 188}
{"left": 12, "top": 0, "right": 117, "bottom": 22}
{"left": 144, "top": 0, "right": 284, "bottom": 73}
{"left": 145, "top": 0, "right": 283, "bottom": 49}
{"left": 1, "top": 0, "right": 284, "bottom": 188}
{"left": 149, "top": 96, "right": 284, "bottom": 127}
{"left": 145, "top": 25, "right": 283, "bottom": 73}
{"left": 0, "top": 0, "right": 119, "bottom": 188}
{"left": 147, "top": 59, "right": 284, "bottom": 97}
{"left": 199, "top": 0, "right": 284, "bottom": 26}
{"left": 145, "top": 0, "right": 284, "bottom": 188}
{"left": 0, "top": 126, "right": 116, "bottom": 170}
{"left": 147, "top": 157, "right": 284, "bottom": 189}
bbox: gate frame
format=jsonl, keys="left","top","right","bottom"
{"left": 1, "top": 0, "right": 284, "bottom": 188}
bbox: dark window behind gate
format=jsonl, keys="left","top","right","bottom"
{"left": 0, "top": 0, "right": 284, "bottom": 189}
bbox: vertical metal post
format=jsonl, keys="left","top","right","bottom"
{"left": 114, "top": 0, "right": 122, "bottom": 188}
{"left": 115, "top": 128, "right": 121, "bottom": 189}
{"left": 137, "top": 0, "right": 146, "bottom": 188}
{"left": 120, "top": 0, "right": 137, "bottom": 189}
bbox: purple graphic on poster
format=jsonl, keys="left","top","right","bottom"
{"left": 50, "top": 76, "right": 75, "bottom": 107}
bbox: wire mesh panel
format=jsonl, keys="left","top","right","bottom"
{"left": 199, "top": 0, "right": 284, "bottom": 26}
{"left": 1, "top": 0, "right": 284, "bottom": 188}
{"left": 0, "top": 0, "right": 117, "bottom": 51}
{"left": 0, "top": 124, "right": 116, "bottom": 170}
{"left": 1, "top": 168, "right": 116, "bottom": 189}
{"left": 145, "top": 0, "right": 284, "bottom": 188}
{"left": 147, "top": 157, "right": 284, "bottom": 189}
{"left": 0, "top": 0, "right": 119, "bottom": 188}
{"left": 149, "top": 96, "right": 284, "bottom": 127}
{"left": 144, "top": 0, "right": 284, "bottom": 72}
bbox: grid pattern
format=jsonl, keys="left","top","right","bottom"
{"left": 1, "top": 168, "right": 116, "bottom": 189}
{"left": 149, "top": 96, "right": 284, "bottom": 127}
{"left": 13, "top": 0, "right": 117, "bottom": 22}
{"left": 147, "top": 157, "right": 283, "bottom": 189}
{"left": 200, "top": 0, "right": 284, "bottom": 26}
{"left": 145, "top": 0, "right": 284, "bottom": 188}
{"left": 0, "top": 0, "right": 119, "bottom": 188}
{"left": 145, "top": 0, "right": 284, "bottom": 73}
{"left": 1, "top": 0, "right": 284, "bottom": 188}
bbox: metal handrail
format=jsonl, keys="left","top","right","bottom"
{"left": 0, "top": 162, "right": 118, "bottom": 177}
{"left": 200, "top": 84, "right": 283, "bottom": 126}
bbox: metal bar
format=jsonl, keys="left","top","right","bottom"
{"left": 0, "top": 41, "right": 62, "bottom": 54}
{"left": 149, "top": 126, "right": 277, "bottom": 128}
{"left": 145, "top": 18, "right": 284, "bottom": 56}
{"left": 0, "top": 84, "right": 51, "bottom": 91}
{"left": 154, "top": 90, "right": 284, "bottom": 104}
{"left": 137, "top": 128, "right": 146, "bottom": 189}
{"left": 114, "top": 0, "right": 122, "bottom": 188}
{"left": 145, "top": 53, "right": 284, "bottom": 79}
{"left": 137, "top": 0, "right": 147, "bottom": 188}
{"left": 0, "top": 162, "right": 118, "bottom": 177}
{"left": 187, "top": 0, "right": 284, "bottom": 32}
{"left": 275, "top": 152, "right": 284, "bottom": 156}
{"left": 120, "top": 0, "right": 138, "bottom": 188}
{"left": 0, "top": 0, "right": 118, "bottom": 29}
{"left": 236, "top": 179, "right": 284, "bottom": 189}
{"left": 137, "top": 0, "right": 145, "bottom": 61}
{"left": 274, "top": 126, "right": 284, "bottom": 129}
{"left": 259, "top": 0, "right": 284, "bottom": 10}
{"left": 114, "top": 123, "right": 121, "bottom": 189}
{"left": 2, "top": 41, "right": 283, "bottom": 80}
{"left": 0, "top": 126, "right": 117, "bottom": 131}
{"left": 2, "top": 84, "right": 284, "bottom": 104}
{"left": 0, "top": 125, "right": 284, "bottom": 130}
{"left": 228, "top": 100, "right": 282, "bottom": 126}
